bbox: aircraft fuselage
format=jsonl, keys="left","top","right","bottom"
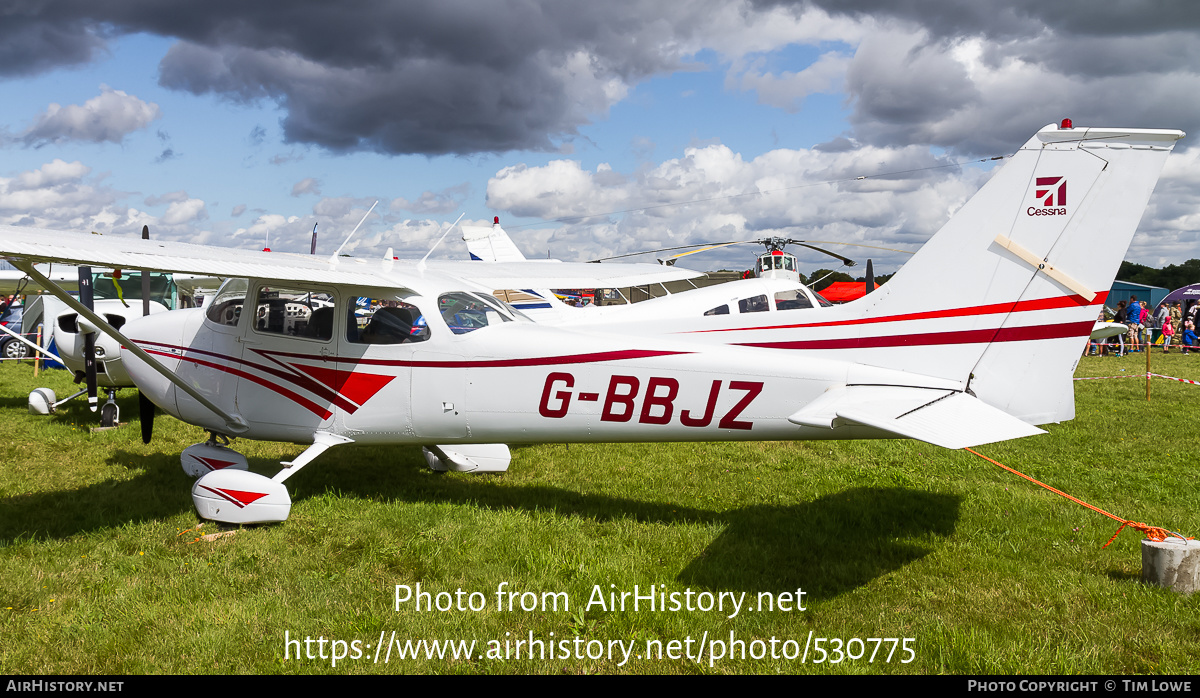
{"left": 121, "top": 279, "right": 959, "bottom": 446}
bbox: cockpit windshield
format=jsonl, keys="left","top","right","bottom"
{"left": 93, "top": 271, "right": 180, "bottom": 309}
{"left": 438, "top": 292, "right": 515, "bottom": 334}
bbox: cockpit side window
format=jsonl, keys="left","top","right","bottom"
{"left": 704, "top": 304, "right": 730, "bottom": 316}
{"left": 205, "top": 278, "right": 248, "bottom": 327}
{"left": 348, "top": 297, "right": 430, "bottom": 344}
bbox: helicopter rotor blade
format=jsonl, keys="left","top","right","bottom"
{"left": 592, "top": 239, "right": 760, "bottom": 263}
{"left": 657, "top": 241, "right": 753, "bottom": 265}
{"left": 793, "top": 242, "right": 856, "bottom": 267}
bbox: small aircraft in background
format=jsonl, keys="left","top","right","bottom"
{"left": 3, "top": 227, "right": 219, "bottom": 427}
{"left": 0, "top": 122, "right": 1182, "bottom": 526}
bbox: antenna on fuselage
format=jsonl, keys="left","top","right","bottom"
{"left": 418, "top": 213, "right": 466, "bottom": 271}
{"left": 329, "top": 201, "right": 379, "bottom": 262}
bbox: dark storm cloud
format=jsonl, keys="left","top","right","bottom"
{"left": 0, "top": 0, "right": 714, "bottom": 156}
{"left": 773, "top": 0, "right": 1200, "bottom": 41}
{"left": 757, "top": 1, "right": 1200, "bottom": 154}
{"left": 2, "top": 1, "right": 1197, "bottom": 158}
{"left": 0, "top": 15, "right": 106, "bottom": 78}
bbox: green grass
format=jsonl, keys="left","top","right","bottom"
{"left": 1, "top": 350, "right": 1198, "bottom": 674}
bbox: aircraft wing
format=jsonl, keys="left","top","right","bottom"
{"left": 0, "top": 224, "right": 388, "bottom": 286}
{"left": 0, "top": 224, "right": 703, "bottom": 290}
{"left": 788, "top": 385, "right": 1046, "bottom": 449}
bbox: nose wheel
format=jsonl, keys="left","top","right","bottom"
{"left": 100, "top": 389, "right": 119, "bottom": 428}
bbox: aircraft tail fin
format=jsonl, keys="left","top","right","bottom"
{"left": 838, "top": 123, "right": 1184, "bottom": 424}
{"left": 462, "top": 220, "right": 527, "bottom": 262}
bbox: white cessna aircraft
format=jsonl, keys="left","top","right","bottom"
{"left": 0, "top": 122, "right": 1183, "bottom": 525}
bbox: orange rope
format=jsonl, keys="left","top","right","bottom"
{"left": 963, "top": 447, "right": 1191, "bottom": 548}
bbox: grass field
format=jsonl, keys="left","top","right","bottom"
{"left": 1, "top": 348, "right": 1198, "bottom": 675}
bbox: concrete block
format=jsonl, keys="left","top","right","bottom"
{"left": 1141, "top": 537, "right": 1200, "bottom": 594}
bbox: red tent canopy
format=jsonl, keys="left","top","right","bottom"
{"left": 818, "top": 281, "right": 878, "bottom": 302}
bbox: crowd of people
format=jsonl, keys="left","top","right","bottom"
{"left": 1089, "top": 295, "right": 1198, "bottom": 356}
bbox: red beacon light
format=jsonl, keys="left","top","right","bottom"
{"left": 262, "top": 247, "right": 271, "bottom": 252}
{"left": 494, "top": 216, "right": 500, "bottom": 225}
{"left": 1061, "top": 118, "right": 1073, "bottom": 129}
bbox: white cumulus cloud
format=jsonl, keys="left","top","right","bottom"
{"left": 19, "top": 85, "right": 162, "bottom": 147}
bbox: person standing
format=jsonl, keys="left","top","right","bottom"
{"left": 1113, "top": 300, "right": 1128, "bottom": 356}
{"left": 1127, "top": 296, "right": 1142, "bottom": 351}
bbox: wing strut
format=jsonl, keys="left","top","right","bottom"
{"left": 12, "top": 260, "right": 249, "bottom": 434}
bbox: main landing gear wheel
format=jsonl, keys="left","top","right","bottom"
{"left": 187, "top": 431, "right": 353, "bottom": 525}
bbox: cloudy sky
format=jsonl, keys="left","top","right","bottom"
{"left": 0, "top": 0, "right": 1197, "bottom": 276}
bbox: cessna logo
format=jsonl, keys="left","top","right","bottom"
{"left": 1028, "top": 176, "right": 1066, "bottom": 216}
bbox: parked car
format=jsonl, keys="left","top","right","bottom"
{"left": 0, "top": 304, "right": 28, "bottom": 359}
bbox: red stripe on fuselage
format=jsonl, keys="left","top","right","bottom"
{"left": 249, "top": 348, "right": 689, "bottom": 368}
{"left": 142, "top": 348, "right": 334, "bottom": 419}
{"left": 137, "top": 340, "right": 356, "bottom": 412}
{"left": 133, "top": 342, "right": 688, "bottom": 419}
{"left": 737, "top": 321, "right": 1095, "bottom": 350}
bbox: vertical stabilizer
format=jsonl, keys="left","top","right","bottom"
{"left": 851, "top": 123, "right": 1183, "bottom": 423}
{"left": 462, "top": 219, "right": 528, "bottom": 262}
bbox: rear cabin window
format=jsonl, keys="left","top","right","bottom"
{"left": 347, "top": 297, "right": 430, "bottom": 344}
{"left": 738, "top": 295, "right": 769, "bottom": 313}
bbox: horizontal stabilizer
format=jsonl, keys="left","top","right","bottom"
{"left": 788, "top": 385, "right": 1045, "bottom": 449}
{"left": 1091, "top": 321, "right": 1128, "bottom": 340}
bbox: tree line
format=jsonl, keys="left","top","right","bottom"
{"left": 1116, "top": 259, "right": 1200, "bottom": 291}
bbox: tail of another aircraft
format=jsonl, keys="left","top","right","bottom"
{"left": 838, "top": 123, "right": 1183, "bottom": 424}
{"left": 462, "top": 218, "right": 528, "bottom": 262}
